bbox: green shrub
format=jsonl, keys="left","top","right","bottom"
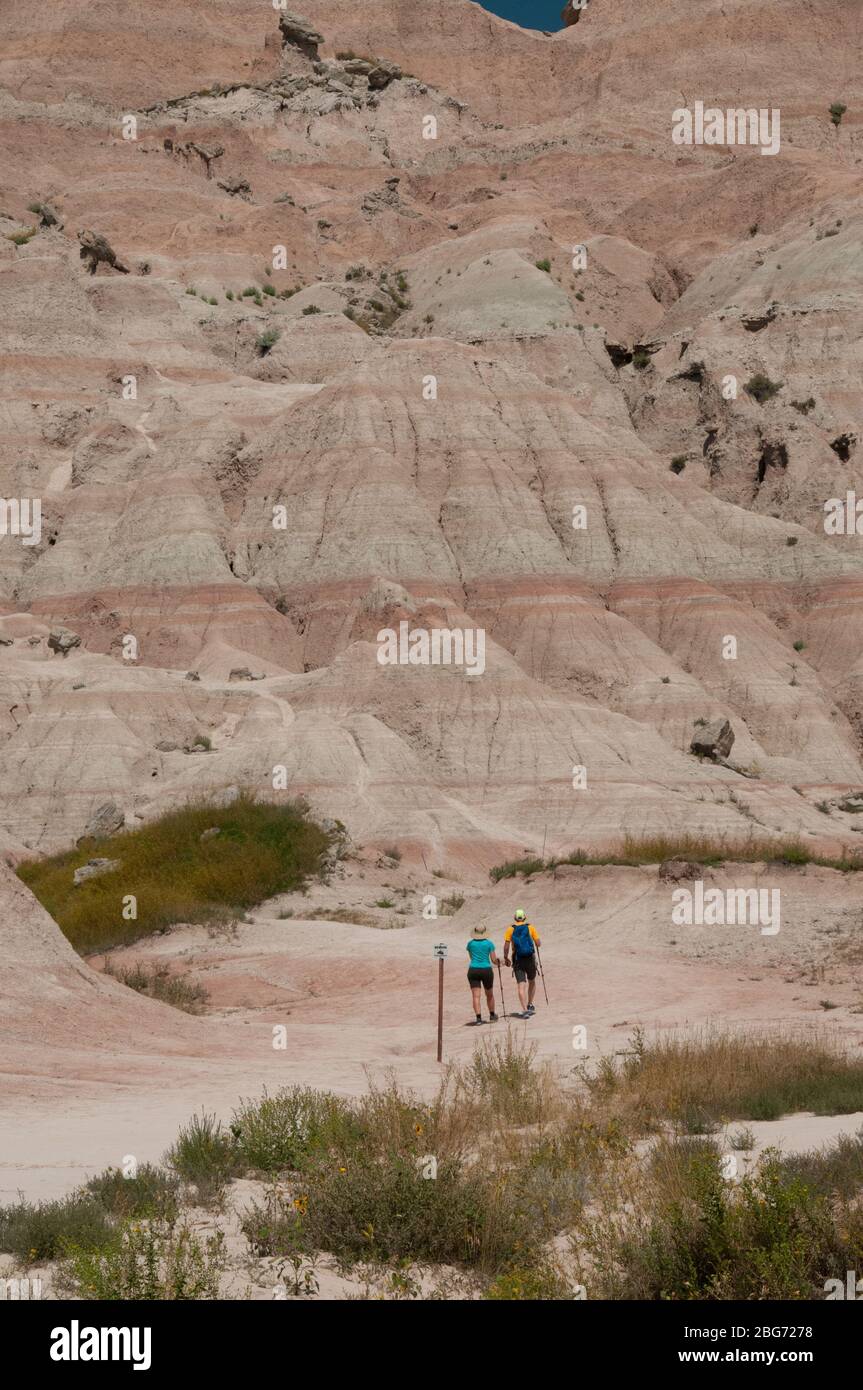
{"left": 256, "top": 327, "right": 280, "bottom": 355}
{"left": 298, "top": 1154, "right": 507, "bottom": 1267}
{"left": 484, "top": 1260, "right": 574, "bottom": 1300}
{"left": 6, "top": 227, "right": 36, "bottom": 246}
{"left": 829, "top": 102, "right": 847, "bottom": 127}
{"left": 670, "top": 456, "right": 686, "bottom": 473}
{"left": 164, "top": 1113, "right": 239, "bottom": 1205}
{"left": 584, "top": 1147, "right": 857, "bottom": 1300}
{"left": 535, "top": 258, "right": 552, "bottom": 273}
{"left": 230, "top": 1088, "right": 360, "bottom": 1173}
{"left": 302, "top": 305, "right": 321, "bottom": 315}
{"left": 744, "top": 372, "right": 782, "bottom": 404}
{"left": 0, "top": 1193, "right": 113, "bottom": 1263}
{"left": 59, "top": 1220, "right": 226, "bottom": 1300}
{"left": 85, "top": 1164, "right": 180, "bottom": 1222}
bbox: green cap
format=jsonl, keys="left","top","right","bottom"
{"left": 514, "top": 908, "right": 526, "bottom": 922}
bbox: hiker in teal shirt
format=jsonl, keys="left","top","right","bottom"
{"left": 466, "top": 924, "right": 499, "bottom": 1024}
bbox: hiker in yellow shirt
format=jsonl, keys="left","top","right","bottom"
{"left": 503, "top": 909, "right": 541, "bottom": 1018}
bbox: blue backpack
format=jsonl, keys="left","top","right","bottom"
{"left": 511, "top": 920, "right": 534, "bottom": 958}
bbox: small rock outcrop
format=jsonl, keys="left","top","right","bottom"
{"left": 279, "top": 12, "right": 323, "bottom": 60}
{"left": 77, "top": 229, "right": 129, "bottom": 275}
{"left": 342, "top": 57, "right": 402, "bottom": 90}
{"left": 561, "top": 2, "right": 586, "bottom": 27}
{"left": 78, "top": 801, "right": 125, "bottom": 843}
{"left": 47, "top": 628, "right": 81, "bottom": 657}
{"left": 658, "top": 858, "right": 703, "bottom": 883}
{"left": 690, "top": 718, "right": 735, "bottom": 761}
{"left": 74, "top": 857, "right": 121, "bottom": 886}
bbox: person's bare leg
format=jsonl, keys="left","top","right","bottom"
{"left": 517, "top": 977, "right": 528, "bottom": 1011}
{"left": 484, "top": 986, "right": 496, "bottom": 1016}
{"left": 527, "top": 978, "right": 537, "bottom": 1008}
{"left": 471, "top": 984, "right": 482, "bottom": 1015}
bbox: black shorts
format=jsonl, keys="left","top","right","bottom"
{"left": 512, "top": 954, "right": 537, "bottom": 983}
{"left": 467, "top": 967, "right": 494, "bottom": 988}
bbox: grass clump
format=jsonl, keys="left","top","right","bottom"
{"left": 582, "top": 1026, "right": 863, "bottom": 1127}
{"left": 103, "top": 959, "right": 209, "bottom": 1013}
{"left": 744, "top": 372, "right": 782, "bottom": 404}
{"left": 488, "top": 831, "right": 863, "bottom": 882}
{"left": 18, "top": 793, "right": 333, "bottom": 953}
{"left": 535, "top": 258, "right": 552, "bottom": 273}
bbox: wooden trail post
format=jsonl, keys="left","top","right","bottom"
{"left": 434, "top": 942, "right": 447, "bottom": 1061}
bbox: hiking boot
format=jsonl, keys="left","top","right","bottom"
{"left": 489, "top": 1012, "right": 499, "bottom": 1022}
{"left": 526, "top": 1003, "right": 535, "bottom": 1015}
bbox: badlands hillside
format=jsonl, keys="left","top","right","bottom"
{"left": 0, "top": 0, "right": 861, "bottom": 871}
{"left": 3, "top": 5, "right": 863, "bottom": 1296}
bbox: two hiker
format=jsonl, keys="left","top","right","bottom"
{"left": 465, "top": 909, "right": 541, "bottom": 1022}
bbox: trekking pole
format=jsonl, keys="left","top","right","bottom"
{"left": 536, "top": 946, "right": 550, "bottom": 1005}
{"left": 496, "top": 959, "right": 507, "bottom": 1018}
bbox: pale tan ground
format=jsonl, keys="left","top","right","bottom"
{"left": 3, "top": 851, "right": 863, "bottom": 1205}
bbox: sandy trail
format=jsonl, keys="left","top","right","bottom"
{"left": 4, "top": 857, "right": 863, "bottom": 1201}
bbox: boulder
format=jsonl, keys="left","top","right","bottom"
{"left": 229, "top": 667, "right": 265, "bottom": 681}
{"left": 73, "top": 857, "right": 121, "bottom": 886}
{"left": 48, "top": 628, "right": 81, "bottom": 657}
{"left": 690, "top": 718, "right": 735, "bottom": 761}
{"left": 78, "top": 801, "right": 124, "bottom": 842}
{"left": 343, "top": 57, "right": 402, "bottom": 90}
{"left": 279, "top": 12, "right": 323, "bottom": 60}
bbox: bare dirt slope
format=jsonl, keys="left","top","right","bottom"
{"left": 0, "top": 0, "right": 861, "bottom": 865}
